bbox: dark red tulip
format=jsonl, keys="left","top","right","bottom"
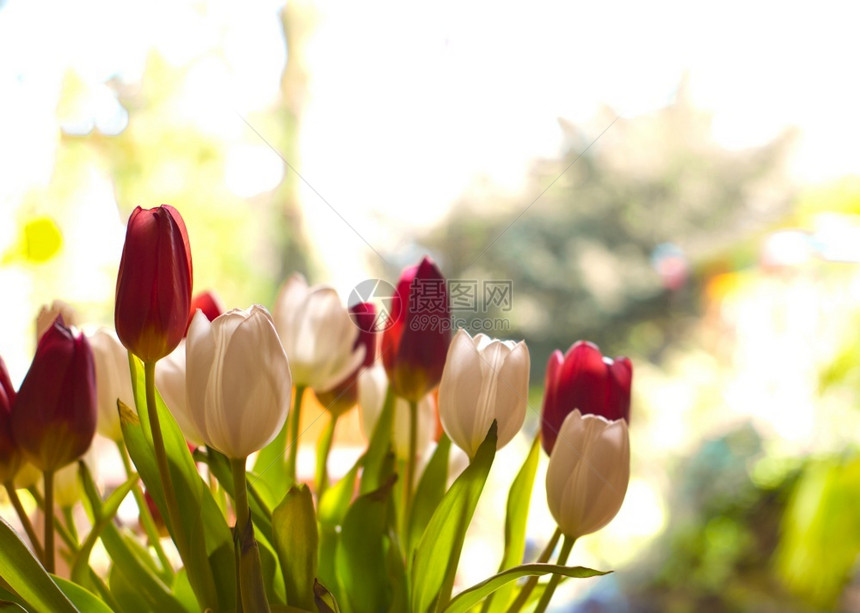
{"left": 0, "top": 356, "right": 21, "bottom": 483}
{"left": 382, "top": 256, "right": 450, "bottom": 403}
{"left": 115, "top": 205, "right": 193, "bottom": 363}
{"left": 11, "top": 318, "right": 97, "bottom": 472}
{"left": 185, "top": 290, "right": 224, "bottom": 334}
{"left": 541, "top": 341, "right": 632, "bottom": 455}
{"left": 316, "top": 302, "right": 378, "bottom": 415}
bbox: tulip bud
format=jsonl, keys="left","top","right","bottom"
{"left": 382, "top": 256, "right": 450, "bottom": 403}
{"left": 438, "top": 329, "right": 530, "bottom": 458}
{"left": 314, "top": 302, "right": 378, "bottom": 415}
{"left": 155, "top": 342, "right": 205, "bottom": 446}
{"left": 545, "top": 410, "right": 630, "bottom": 539}
{"left": 0, "top": 356, "right": 21, "bottom": 484}
{"left": 88, "top": 329, "right": 135, "bottom": 441}
{"left": 115, "top": 205, "right": 193, "bottom": 363}
{"left": 185, "top": 290, "right": 225, "bottom": 334}
{"left": 273, "top": 274, "right": 364, "bottom": 390}
{"left": 36, "top": 300, "right": 79, "bottom": 341}
{"left": 541, "top": 341, "right": 632, "bottom": 455}
{"left": 185, "top": 306, "right": 291, "bottom": 459}
{"left": 358, "top": 363, "right": 436, "bottom": 461}
{"left": 11, "top": 318, "right": 97, "bottom": 472}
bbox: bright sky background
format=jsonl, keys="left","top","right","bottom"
{"left": 1, "top": 0, "right": 859, "bottom": 366}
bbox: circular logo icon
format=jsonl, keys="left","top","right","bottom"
{"left": 348, "top": 279, "right": 400, "bottom": 332}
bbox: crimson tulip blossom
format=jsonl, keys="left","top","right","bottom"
{"left": 0, "top": 356, "right": 21, "bottom": 483}
{"left": 185, "top": 290, "right": 224, "bottom": 333}
{"left": 382, "top": 256, "right": 450, "bottom": 402}
{"left": 115, "top": 205, "right": 193, "bottom": 363}
{"left": 541, "top": 341, "right": 632, "bottom": 455}
{"left": 11, "top": 318, "right": 97, "bottom": 472}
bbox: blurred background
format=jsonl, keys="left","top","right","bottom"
{"left": 3, "top": 0, "right": 860, "bottom": 610}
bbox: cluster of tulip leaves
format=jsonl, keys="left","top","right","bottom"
{"left": 0, "top": 353, "right": 606, "bottom": 613}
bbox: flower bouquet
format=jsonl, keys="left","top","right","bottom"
{"left": 0, "top": 205, "right": 633, "bottom": 613}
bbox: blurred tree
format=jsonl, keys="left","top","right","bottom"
{"left": 425, "top": 84, "right": 794, "bottom": 372}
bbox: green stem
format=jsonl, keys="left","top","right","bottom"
{"left": 403, "top": 399, "right": 419, "bottom": 528}
{"left": 4, "top": 481, "right": 44, "bottom": 561}
{"left": 118, "top": 440, "right": 173, "bottom": 577}
{"left": 286, "top": 385, "right": 306, "bottom": 485}
{"left": 231, "top": 457, "right": 271, "bottom": 612}
{"left": 314, "top": 413, "right": 338, "bottom": 497}
{"left": 532, "top": 535, "right": 575, "bottom": 613}
{"left": 506, "top": 528, "right": 562, "bottom": 613}
{"left": 43, "top": 470, "right": 55, "bottom": 573}
{"left": 26, "top": 485, "right": 77, "bottom": 555}
{"left": 144, "top": 361, "right": 187, "bottom": 555}
{"left": 62, "top": 506, "right": 78, "bottom": 544}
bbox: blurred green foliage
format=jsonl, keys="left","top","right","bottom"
{"left": 426, "top": 88, "right": 794, "bottom": 375}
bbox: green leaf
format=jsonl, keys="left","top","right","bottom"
{"left": 411, "top": 423, "right": 498, "bottom": 613}
{"left": 52, "top": 577, "right": 114, "bottom": 613}
{"left": 71, "top": 469, "right": 139, "bottom": 585}
{"left": 99, "top": 522, "right": 188, "bottom": 613}
{"left": 359, "top": 385, "right": 396, "bottom": 495}
{"left": 122, "top": 354, "right": 237, "bottom": 611}
{"left": 336, "top": 477, "right": 397, "bottom": 613}
{"left": 205, "top": 447, "right": 274, "bottom": 544}
{"left": 0, "top": 517, "right": 78, "bottom": 612}
{"left": 273, "top": 485, "right": 318, "bottom": 610}
{"left": 318, "top": 460, "right": 360, "bottom": 528}
{"left": 443, "top": 563, "right": 610, "bottom": 613}
{"left": 407, "top": 435, "right": 451, "bottom": 554}
{"left": 483, "top": 435, "right": 541, "bottom": 613}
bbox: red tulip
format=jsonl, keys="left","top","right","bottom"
{"left": 11, "top": 318, "right": 97, "bottom": 472}
{"left": 315, "top": 302, "right": 378, "bottom": 415}
{"left": 541, "top": 341, "right": 632, "bottom": 455}
{"left": 115, "top": 205, "right": 193, "bottom": 363}
{"left": 0, "top": 356, "right": 21, "bottom": 483}
{"left": 382, "top": 257, "right": 450, "bottom": 402}
{"left": 185, "top": 290, "right": 224, "bottom": 334}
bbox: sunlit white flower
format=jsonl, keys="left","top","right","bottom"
{"left": 186, "top": 306, "right": 291, "bottom": 459}
{"left": 88, "top": 329, "right": 134, "bottom": 441}
{"left": 438, "top": 329, "right": 530, "bottom": 457}
{"left": 545, "top": 410, "right": 630, "bottom": 539}
{"left": 272, "top": 274, "right": 364, "bottom": 391}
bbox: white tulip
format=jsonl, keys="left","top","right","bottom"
{"left": 156, "top": 341, "right": 205, "bottom": 446}
{"left": 272, "top": 274, "right": 364, "bottom": 391}
{"left": 35, "top": 300, "right": 78, "bottom": 341}
{"left": 88, "top": 329, "right": 135, "bottom": 441}
{"left": 358, "top": 364, "right": 436, "bottom": 461}
{"left": 185, "top": 306, "right": 291, "bottom": 459}
{"left": 545, "top": 410, "right": 630, "bottom": 539}
{"left": 438, "top": 329, "right": 530, "bottom": 458}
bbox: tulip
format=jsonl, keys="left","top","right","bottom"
{"left": 438, "top": 329, "right": 530, "bottom": 458}
{"left": 185, "top": 290, "right": 225, "bottom": 333}
{"left": 36, "top": 300, "right": 79, "bottom": 341}
{"left": 11, "top": 318, "right": 97, "bottom": 472}
{"left": 545, "top": 409, "right": 630, "bottom": 539}
{"left": 0, "top": 356, "right": 21, "bottom": 484}
{"left": 314, "top": 302, "right": 378, "bottom": 415}
{"left": 115, "top": 204, "right": 193, "bottom": 363}
{"left": 88, "top": 329, "right": 135, "bottom": 441}
{"left": 382, "top": 256, "right": 450, "bottom": 403}
{"left": 358, "top": 363, "right": 436, "bottom": 462}
{"left": 541, "top": 341, "right": 632, "bottom": 455}
{"left": 185, "top": 306, "right": 291, "bottom": 459}
{"left": 273, "top": 274, "right": 364, "bottom": 390}
{"left": 155, "top": 342, "right": 205, "bottom": 446}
